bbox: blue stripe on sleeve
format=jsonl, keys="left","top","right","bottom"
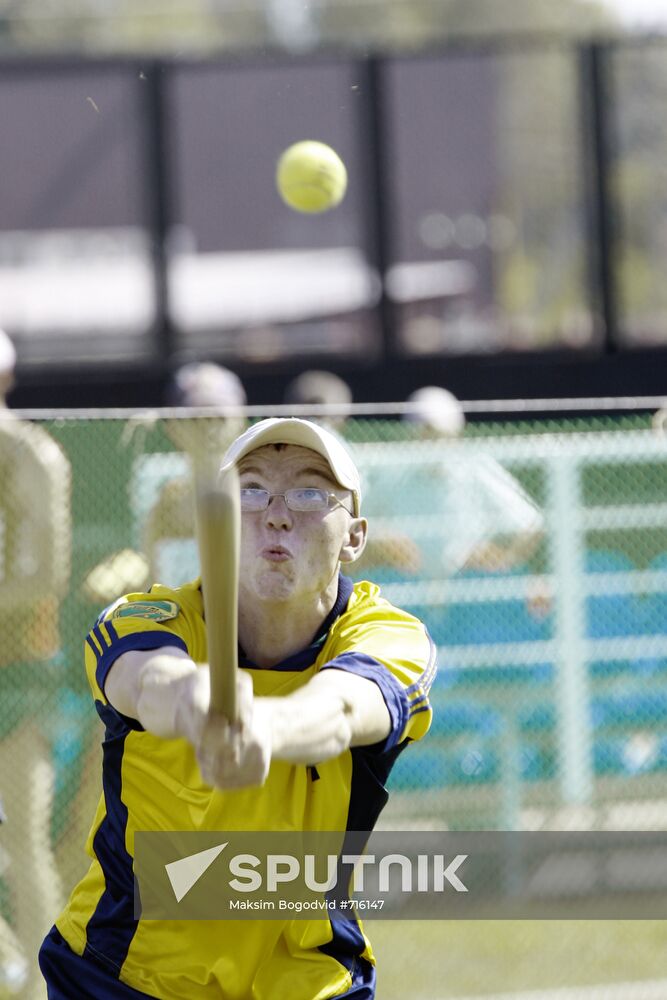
{"left": 95, "top": 632, "right": 188, "bottom": 697}
{"left": 86, "top": 635, "right": 102, "bottom": 663}
{"left": 93, "top": 624, "right": 109, "bottom": 653}
{"left": 320, "top": 651, "right": 410, "bottom": 752}
{"left": 103, "top": 619, "right": 119, "bottom": 644}
{"left": 408, "top": 692, "right": 428, "bottom": 713}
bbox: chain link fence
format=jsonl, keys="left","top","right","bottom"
{"left": 1, "top": 406, "right": 667, "bottom": 998}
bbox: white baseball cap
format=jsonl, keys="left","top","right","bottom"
{"left": 222, "top": 417, "right": 361, "bottom": 515}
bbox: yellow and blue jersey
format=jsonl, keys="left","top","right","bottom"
{"left": 55, "top": 574, "right": 436, "bottom": 1000}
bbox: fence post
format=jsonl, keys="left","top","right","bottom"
{"left": 548, "top": 451, "right": 594, "bottom": 804}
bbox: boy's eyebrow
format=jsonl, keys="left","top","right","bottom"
{"left": 294, "top": 466, "right": 337, "bottom": 482}
{"left": 238, "top": 463, "right": 263, "bottom": 477}
{"left": 238, "top": 462, "right": 336, "bottom": 484}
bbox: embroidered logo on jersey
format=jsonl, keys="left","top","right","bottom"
{"left": 111, "top": 600, "right": 180, "bottom": 622}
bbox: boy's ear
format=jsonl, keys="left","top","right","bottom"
{"left": 339, "top": 517, "right": 368, "bottom": 564}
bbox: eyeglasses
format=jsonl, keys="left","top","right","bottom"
{"left": 240, "top": 488, "right": 352, "bottom": 514}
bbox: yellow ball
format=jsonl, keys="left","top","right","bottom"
{"left": 276, "top": 140, "right": 347, "bottom": 214}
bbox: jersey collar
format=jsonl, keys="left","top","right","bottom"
{"left": 239, "top": 573, "right": 354, "bottom": 672}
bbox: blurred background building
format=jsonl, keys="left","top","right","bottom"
{"left": 1, "top": 0, "right": 667, "bottom": 409}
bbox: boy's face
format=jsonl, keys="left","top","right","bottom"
{"left": 237, "top": 444, "right": 366, "bottom": 606}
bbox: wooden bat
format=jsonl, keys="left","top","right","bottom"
{"left": 194, "top": 461, "right": 240, "bottom": 722}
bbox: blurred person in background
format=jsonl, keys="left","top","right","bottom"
{"left": 82, "top": 361, "right": 247, "bottom": 605}
{"left": 359, "top": 386, "right": 544, "bottom": 580}
{"left": 0, "top": 329, "right": 71, "bottom": 1000}
{"left": 162, "top": 360, "right": 247, "bottom": 450}
{"left": 408, "top": 386, "right": 543, "bottom": 572}
{"left": 283, "top": 369, "right": 353, "bottom": 431}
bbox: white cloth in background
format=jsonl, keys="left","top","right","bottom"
{"left": 356, "top": 443, "right": 543, "bottom": 578}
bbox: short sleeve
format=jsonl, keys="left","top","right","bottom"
{"left": 84, "top": 593, "right": 190, "bottom": 709}
{"left": 321, "top": 596, "right": 437, "bottom": 752}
